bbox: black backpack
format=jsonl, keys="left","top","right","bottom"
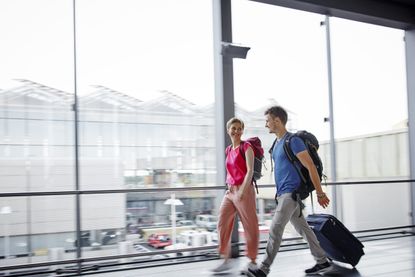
{"left": 226, "top": 137, "right": 265, "bottom": 193}
{"left": 269, "top": 131, "right": 324, "bottom": 200}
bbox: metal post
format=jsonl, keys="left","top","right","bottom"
{"left": 323, "top": 16, "right": 340, "bottom": 219}
{"left": 212, "top": 0, "right": 239, "bottom": 258}
{"left": 72, "top": 0, "right": 82, "bottom": 274}
{"left": 404, "top": 29, "right": 415, "bottom": 225}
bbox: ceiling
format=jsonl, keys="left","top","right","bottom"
{"left": 251, "top": 0, "right": 415, "bottom": 30}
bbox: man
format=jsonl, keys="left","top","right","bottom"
{"left": 248, "top": 106, "right": 332, "bottom": 276}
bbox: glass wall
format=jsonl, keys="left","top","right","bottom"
{"left": 0, "top": 1, "right": 75, "bottom": 192}
{"left": 0, "top": 0, "right": 222, "bottom": 267}
{"left": 75, "top": 0, "right": 217, "bottom": 258}
{"left": 328, "top": 18, "right": 409, "bottom": 230}
{"left": 0, "top": 0, "right": 76, "bottom": 267}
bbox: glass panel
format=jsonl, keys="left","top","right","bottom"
{"left": 232, "top": 0, "right": 333, "bottom": 232}
{"left": 0, "top": 0, "right": 75, "bottom": 193}
{"left": 81, "top": 191, "right": 220, "bottom": 263}
{"left": 329, "top": 18, "right": 410, "bottom": 229}
{"left": 0, "top": 196, "right": 76, "bottom": 269}
{"left": 76, "top": 0, "right": 216, "bottom": 191}
{"left": 0, "top": 4, "right": 76, "bottom": 272}
{"left": 338, "top": 182, "right": 411, "bottom": 231}
{"left": 75, "top": 0, "right": 218, "bottom": 263}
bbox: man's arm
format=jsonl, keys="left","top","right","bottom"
{"left": 296, "top": 150, "right": 330, "bottom": 208}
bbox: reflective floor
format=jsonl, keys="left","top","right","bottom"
{"left": 94, "top": 235, "right": 415, "bottom": 277}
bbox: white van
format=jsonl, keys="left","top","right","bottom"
{"left": 195, "top": 215, "right": 217, "bottom": 231}
{"left": 164, "top": 230, "right": 215, "bottom": 257}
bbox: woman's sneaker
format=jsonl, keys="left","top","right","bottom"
{"left": 241, "top": 262, "right": 258, "bottom": 275}
{"left": 211, "top": 260, "right": 233, "bottom": 274}
{"left": 246, "top": 262, "right": 258, "bottom": 272}
{"left": 304, "top": 261, "right": 332, "bottom": 274}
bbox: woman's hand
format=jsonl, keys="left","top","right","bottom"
{"left": 237, "top": 188, "right": 244, "bottom": 201}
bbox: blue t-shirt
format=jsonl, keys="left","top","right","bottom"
{"left": 273, "top": 132, "right": 307, "bottom": 196}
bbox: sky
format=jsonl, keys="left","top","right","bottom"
{"left": 0, "top": 0, "right": 408, "bottom": 140}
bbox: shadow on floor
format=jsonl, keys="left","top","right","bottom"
{"left": 323, "top": 263, "right": 362, "bottom": 277}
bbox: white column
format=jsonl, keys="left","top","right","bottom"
{"left": 405, "top": 29, "right": 415, "bottom": 225}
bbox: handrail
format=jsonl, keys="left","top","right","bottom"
{"left": 1, "top": 178, "right": 414, "bottom": 197}
{"left": 322, "top": 179, "right": 415, "bottom": 186}
{"left": 1, "top": 179, "right": 414, "bottom": 276}
{"left": 1, "top": 224, "right": 414, "bottom": 273}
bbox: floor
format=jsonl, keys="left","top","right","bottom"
{"left": 91, "top": 235, "right": 415, "bottom": 277}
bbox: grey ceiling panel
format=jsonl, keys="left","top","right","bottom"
{"left": 250, "top": 0, "right": 415, "bottom": 29}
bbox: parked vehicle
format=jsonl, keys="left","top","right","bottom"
{"left": 195, "top": 215, "right": 217, "bottom": 231}
{"left": 74, "top": 232, "right": 91, "bottom": 247}
{"left": 102, "top": 230, "right": 120, "bottom": 245}
{"left": 177, "top": 220, "right": 196, "bottom": 227}
{"left": 147, "top": 233, "right": 172, "bottom": 249}
{"left": 164, "top": 230, "right": 216, "bottom": 257}
{"left": 167, "top": 212, "right": 185, "bottom": 222}
{"left": 134, "top": 244, "right": 170, "bottom": 260}
{"left": 73, "top": 230, "right": 121, "bottom": 247}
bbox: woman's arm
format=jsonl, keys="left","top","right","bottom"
{"left": 238, "top": 145, "right": 254, "bottom": 200}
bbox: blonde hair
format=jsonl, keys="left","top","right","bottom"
{"left": 226, "top": 117, "right": 245, "bottom": 130}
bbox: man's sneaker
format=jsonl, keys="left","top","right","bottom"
{"left": 247, "top": 267, "right": 267, "bottom": 277}
{"left": 211, "top": 260, "right": 233, "bottom": 274}
{"left": 304, "top": 261, "right": 332, "bottom": 274}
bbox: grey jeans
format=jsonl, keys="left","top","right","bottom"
{"left": 260, "top": 193, "right": 327, "bottom": 274}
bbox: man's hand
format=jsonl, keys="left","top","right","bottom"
{"left": 317, "top": 192, "right": 330, "bottom": 208}
{"left": 296, "top": 150, "right": 330, "bottom": 209}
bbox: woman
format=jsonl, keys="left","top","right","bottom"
{"left": 211, "top": 117, "right": 259, "bottom": 274}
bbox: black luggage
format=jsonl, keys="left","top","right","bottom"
{"left": 306, "top": 213, "right": 364, "bottom": 267}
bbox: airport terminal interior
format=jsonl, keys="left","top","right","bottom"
{"left": 1, "top": 0, "right": 415, "bottom": 276}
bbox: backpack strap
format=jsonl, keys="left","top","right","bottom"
{"left": 284, "top": 134, "right": 308, "bottom": 217}
{"left": 291, "top": 192, "right": 306, "bottom": 217}
{"left": 239, "top": 141, "right": 246, "bottom": 160}
{"left": 268, "top": 138, "right": 278, "bottom": 173}
{"left": 238, "top": 141, "right": 259, "bottom": 194}
{"left": 225, "top": 145, "right": 231, "bottom": 190}
{"left": 283, "top": 134, "right": 307, "bottom": 184}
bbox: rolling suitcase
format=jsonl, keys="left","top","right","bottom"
{"left": 306, "top": 213, "right": 364, "bottom": 267}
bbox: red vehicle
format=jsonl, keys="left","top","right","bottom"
{"left": 147, "top": 233, "right": 172, "bottom": 249}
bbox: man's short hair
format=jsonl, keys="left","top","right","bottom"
{"left": 226, "top": 117, "right": 245, "bottom": 130}
{"left": 264, "top": 106, "right": 288, "bottom": 125}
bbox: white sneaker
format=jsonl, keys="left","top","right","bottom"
{"left": 240, "top": 262, "right": 259, "bottom": 276}
{"left": 211, "top": 260, "right": 233, "bottom": 274}
{"left": 246, "top": 262, "right": 258, "bottom": 272}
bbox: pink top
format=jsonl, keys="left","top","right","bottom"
{"left": 226, "top": 142, "right": 252, "bottom": 186}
